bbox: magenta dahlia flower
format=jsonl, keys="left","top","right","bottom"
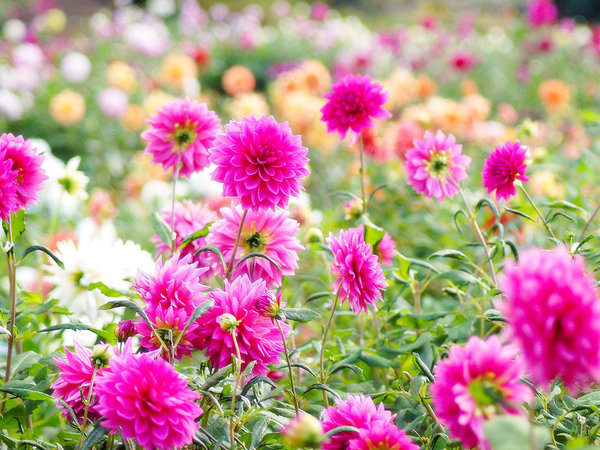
{"left": 499, "top": 246, "right": 600, "bottom": 393}
{"left": 207, "top": 206, "right": 304, "bottom": 287}
{"left": 135, "top": 253, "right": 208, "bottom": 317}
{"left": 141, "top": 98, "right": 221, "bottom": 178}
{"left": 0, "top": 158, "right": 18, "bottom": 221}
{"left": 321, "top": 394, "right": 395, "bottom": 450}
{"left": 431, "top": 336, "right": 532, "bottom": 449}
{"left": 151, "top": 200, "right": 219, "bottom": 279}
{"left": 348, "top": 422, "right": 418, "bottom": 450}
{"left": 405, "top": 130, "right": 471, "bottom": 202}
{"left": 0, "top": 133, "right": 47, "bottom": 211}
{"left": 209, "top": 114, "right": 309, "bottom": 210}
{"left": 95, "top": 351, "right": 202, "bottom": 449}
{"left": 482, "top": 140, "right": 529, "bottom": 201}
{"left": 195, "top": 274, "right": 290, "bottom": 376}
{"left": 327, "top": 228, "right": 386, "bottom": 315}
{"left": 526, "top": 0, "right": 558, "bottom": 27}
{"left": 321, "top": 74, "right": 391, "bottom": 144}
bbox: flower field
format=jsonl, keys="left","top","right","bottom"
{"left": 2, "top": 0, "right": 600, "bottom": 448}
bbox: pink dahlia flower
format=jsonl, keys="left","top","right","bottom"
{"left": 195, "top": 274, "right": 290, "bottom": 376}
{"left": 348, "top": 422, "right": 418, "bottom": 450}
{"left": 134, "top": 253, "right": 208, "bottom": 317}
{"left": 431, "top": 336, "right": 532, "bottom": 449}
{"left": 321, "top": 74, "right": 391, "bottom": 144}
{"left": 151, "top": 200, "right": 219, "bottom": 280}
{"left": 0, "top": 158, "right": 18, "bottom": 220}
{"left": 141, "top": 98, "right": 221, "bottom": 178}
{"left": 499, "top": 247, "right": 600, "bottom": 393}
{"left": 0, "top": 133, "right": 47, "bottom": 211}
{"left": 327, "top": 228, "right": 386, "bottom": 314}
{"left": 209, "top": 114, "right": 309, "bottom": 210}
{"left": 95, "top": 351, "right": 202, "bottom": 449}
{"left": 207, "top": 206, "right": 304, "bottom": 287}
{"left": 450, "top": 50, "right": 476, "bottom": 72}
{"left": 405, "top": 130, "right": 471, "bottom": 202}
{"left": 482, "top": 140, "right": 529, "bottom": 201}
{"left": 526, "top": 0, "right": 558, "bottom": 27}
{"left": 321, "top": 394, "right": 395, "bottom": 450}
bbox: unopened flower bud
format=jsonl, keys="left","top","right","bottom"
{"left": 256, "top": 291, "right": 282, "bottom": 319}
{"left": 91, "top": 343, "right": 113, "bottom": 368}
{"left": 219, "top": 313, "right": 239, "bottom": 332}
{"left": 344, "top": 198, "right": 363, "bottom": 220}
{"left": 115, "top": 319, "right": 137, "bottom": 342}
{"left": 282, "top": 413, "right": 323, "bottom": 449}
{"left": 305, "top": 227, "right": 324, "bottom": 244}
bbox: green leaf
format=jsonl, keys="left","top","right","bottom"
{"left": 504, "top": 207, "right": 537, "bottom": 223}
{"left": 88, "top": 281, "right": 136, "bottom": 299}
{"left": 3, "top": 210, "right": 25, "bottom": 240}
{"left": 0, "top": 379, "right": 51, "bottom": 401}
{"left": 200, "top": 364, "right": 233, "bottom": 391}
{"left": 429, "top": 249, "right": 469, "bottom": 262}
{"left": 359, "top": 351, "right": 395, "bottom": 368}
{"left": 81, "top": 425, "right": 109, "bottom": 450}
{"left": 546, "top": 200, "right": 588, "bottom": 218}
{"left": 574, "top": 391, "right": 600, "bottom": 408}
{"left": 240, "top": 376, "right": 277, "bottom": 398}
{"left": 249, "top": 417, "right": 270, "bottom": 449}
{"left": 180, "top": 299, "right": 214, "bottom": 337}
{"left": 21, "top": 245, "right": 64, "bottom": 269}
{"left": 306, "top": 291, "right": 334, "bottom": 303}
{"left": 476, "top": 198, "right": 500, "bottom": 222}
{"left": 39, "top": 322, "right": 113, "bottom": 342}
{"left": 322, "top": 426, "right": 361, "bottom": 439}
{"left": 412, "top": 352, "right": 434, "bottom": 382}
{"left": 330, "top": 363, "right": 365, "bottom": 379}
{"left": 302, "top": 383, "right": 340, "bottom": 399}
{"left": 409, "top": 374, "right": 427, "bottom": 400}
{"left": 0, "top": 325, "right": 10, "bottom": 336}
{"left": 483, "top": 415, "right": 550, "bottom": 450}
{"left": 10, "top": 351, "right": 40, "bottom": 376}
{"left": 99, "top": 299, "right": 153, "bottom": 334}
{"left": 151, "top": 211, "right": 172, "bottom": 245}
{"left": 235, "top": 252, "right": 282, "bottom": 270}
{"left": 283, "top": 307, "right": 320, "bottom": 323}
{"left": 178, "top": 222, "right": 213, "bottom": 250}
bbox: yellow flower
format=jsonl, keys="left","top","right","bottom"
{"left": 44, "top": 9, "right": 66, "bottom": 33}
{"left": 143, "top": 90, "right": 174, "bottom": 116}
{"left": 106, "top": 61, "right": 137, "bottom": 92}
{"left": 160, "top": 53, "right": 198, "bottom": 91}
{"left": 49, "top": 89, "right": 85, "bottom": 126}
{"left": 529, "top": 171, "right": 564, "bottom": 198}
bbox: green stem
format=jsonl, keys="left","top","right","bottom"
{"left": 359, "top": 135, "right": 367, "bottom": 215}
{"left": 230, "top": 331, "right": 243, "bottom": 447}
{"left": 319, "top": 287, "right": 341, "bottom": 407}
{"left": 77, "top": 366, "right": 99, "bottom": 450}
{"left": 170, "top": 148, "right": 183, "bottom": 256}
{"left": 276, "top": 320, "right": 299, "bottom": 415}
{"left": 3, "top": 218, "right": 16, "bottom": 387}
{"left": 578, "top": 201, "right": 600, "bottom": 242}
{"left": 453, "top": 180, "right": 498, "bottom": 288}
{"left": 225, "top": 210, "right": 248, "bottom": 280}
{"left": 519, "top": 184, "right": 556, "bottom": 240}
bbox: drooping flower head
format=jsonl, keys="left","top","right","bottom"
{"left": 0, "top": 133, "right": 47, "bottom": 211}
{"left": 94, "top": 351, "right": 202, "bottom": 449}
{"left": 348, "top": 422, "right": 419, "bottom": 450}
{"left": 321, "top": 394, "right": 395, "bottom": 450}
{"left": 431, "top": 336, "right": 532, "bottom": 449}
{"left": 405, "top": 130, "right": 471, "bottom": 202}
{"left": 195, "top": 275, "right": 290, "bottom": 376}
{"left": 499, "top": 247, "right": 600, "bottom": 393}
{"left": 209, "top": 114, "right": 309, "bottom": 210}
{"left": 141, "top": 98, "right": 221, "bottom": 178}
{"left": 482, "top": 140, "right": 529, "bottom": 201}
{"left": 327, "top": 228, "right": 386, "bottom": 315}
{"left": 526, "top": 0, "right": 558, "bottom": 27}
{"left": 151, "top": 200, "right": 219, "bottom": 280}
{"left": 207, "top": 206, "right": 304, "bottom": 287}
{"left": 321, "top": 74, "right": 391, "bottom": 144}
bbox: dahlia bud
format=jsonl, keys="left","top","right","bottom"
{"left": 219, "top": 313, "right": 239, "bottom": 332}
{"left": 344, "top": 198, "right": 363, "bottom": 220}
{"left": 91, "top": 344, "right": 113, "bottom": 368}
{"left": 256, "top": 292, "right": 282, "bottom": 319}
{"left": 305, "top": 227, "right": 324, "bottom": 244}
{"left": 115, "top": 319, "right": 136, "bottom": 342}
{"left": 282, "top": 413, "right": 323, "bottom": 449}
